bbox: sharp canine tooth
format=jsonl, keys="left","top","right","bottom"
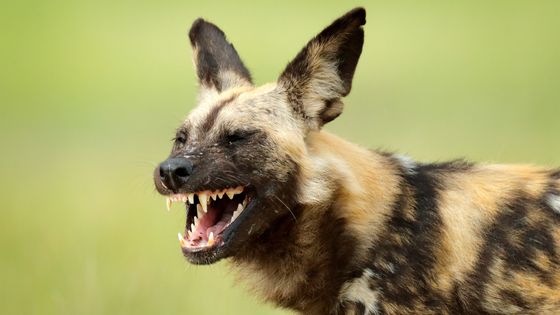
{"left": 226, "top": 190, "right": 235, "bottom": 199}
{"left": 178, "top": 233, "right": 186, "bottom": 247}
{"left": 199, "top": 193, "right": 208, "bottom": 211}
{"left": 190, "top": 223, "right": 196, "bottom": 232}
{"left": 166, "top": 198, "right": 172, "bottom": 211}
{"left": 188, "top": 193, "right": 194, "bottom": 204}
{"left": 208, "top": 232, "right": 215, "bottom": 246}
{"left": 230, "top": 204, "right": 243, "bottom": 222}
{"left": 197, "top": 204, "right": 203, "bottom": 218}
{"left": 232, "top": 208, "right": 241, "bottom": 222}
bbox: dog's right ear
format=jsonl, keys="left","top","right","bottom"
{"left": 189, "top": 19, "right": 252, "bottom": 101}
{"left": 278, "top": 8, "right": 365, "bottom": 130}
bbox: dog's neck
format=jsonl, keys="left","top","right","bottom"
{"left": 231, "top": 131, "right": 402, "bottom": 314}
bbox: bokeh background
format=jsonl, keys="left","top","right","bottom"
{"left": 1, "top": 1, "right": 559, "bottom": 314}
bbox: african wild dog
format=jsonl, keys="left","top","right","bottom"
{"left": 154, "top": 7, "right": 560, "bottom": 315}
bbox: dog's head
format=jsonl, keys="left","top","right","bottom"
{"left": 154, "top": 8, "right": 365, "bottom": 264}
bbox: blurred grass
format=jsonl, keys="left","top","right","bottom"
{"left": 1, "top": 1, "right": 559, "bottom": 314}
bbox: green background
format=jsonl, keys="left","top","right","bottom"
{"left": 1, "top": 1, "right": 559, "bottom": 314}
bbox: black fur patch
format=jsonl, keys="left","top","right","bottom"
{"left": 200, "top": 93, "right": 237, "bottom": 132}
{"left": 189, "top": 19, "right": 252, "bottom": 91}
{"left": 362, "top": 163, "right": 447, "bottom": 312}
{"left": 500, "top": 289, "right": 530, "bottom": 310}
{"left": 416, "top": 160, "right": 474, "bottom": 173}
{"left": 354, "top": 301, "right": 366, "bottom": 314}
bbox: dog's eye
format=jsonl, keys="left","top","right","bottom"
{"left": 225, "top": 130, "right": 256, "bottom": 145}
{"left": 226, "top": 132, "right": 246, "bottom": 144}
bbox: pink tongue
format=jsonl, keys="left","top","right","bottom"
{"left": 192, "top": 207, "right": 220, "bottom": 241}
{"left": 207, "top": 213, "right": 232, "bottom": 236}
{"left": 190, "top": 199, "right": 239, "bottom": 242}
{"left": 193, "top": 206, "right": 233, "bottom": 241}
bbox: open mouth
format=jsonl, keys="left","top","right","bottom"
{"left": 166, "top": 186, "right": 252, "bottom": 253}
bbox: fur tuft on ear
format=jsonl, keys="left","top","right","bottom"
{"left": 189, "top": 19, "right": 252, "bottom": 99}
{"left": 278, "top": 7, "right": 366, "bottom": 129}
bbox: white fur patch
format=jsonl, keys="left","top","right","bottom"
{"left": 548, "top": 193, "right": 560, "bottom": 213}
{"left": 394, "top": 154, "right": 417, "bottom": 174}
{"left": 296, "top": 155, "right": 334, "bottom": 205}
{"left": 297, "top": 153, "right": 363, "bottom": 205}
{"left": 340, "top": 269, "right": 380, "bottom": 315}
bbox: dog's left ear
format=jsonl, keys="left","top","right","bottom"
{"left": 189, "top": 19, "right": 252, "bottom": 100}
{"left": 278, "top": 8, "right": 365, "bottom": 129}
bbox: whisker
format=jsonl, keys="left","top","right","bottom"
{"left": 273, "top": 196, "right": 297, "bottom": 222}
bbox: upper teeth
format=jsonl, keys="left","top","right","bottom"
{"left": 164, "top": 186, "right": 245, "bottom": 211}
{"left": 196, "top": 204, "right": 203, "bottom": 218}
{"left": 199, "top": 193, "right": 208, "bottom": 212}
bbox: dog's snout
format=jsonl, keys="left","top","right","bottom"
{"left": 159, "top": 157, "right": 193, "bottom": 191}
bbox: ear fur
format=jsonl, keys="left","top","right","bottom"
{"left": 278, "top": 8, "right": 366, "bottom": 129}
{"left": 188, "top": 19, "right": 252, "bottom": 98}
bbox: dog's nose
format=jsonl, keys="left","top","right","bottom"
{"left": 159, "top": 157, "right": 193, "bottom": 191}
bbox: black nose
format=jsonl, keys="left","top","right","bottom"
{"left": 159, "top": 157, "right": 193, "bottom": 191}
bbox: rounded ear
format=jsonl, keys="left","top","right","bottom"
{"left": 189, "top": 19, "right": 252, "bottom": 100}
{"left": 278, "top": 8, "right": 365, "bottom": 129}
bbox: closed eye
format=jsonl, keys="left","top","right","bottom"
{"left": 226, "top": 133, "right": 245, "bottom": 143}
{"left": 225, "top": 130, "right": 257, "bottom": 145}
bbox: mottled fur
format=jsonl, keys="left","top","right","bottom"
{"left": 156, "top": 8, "right": 560, "bottom": 315}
